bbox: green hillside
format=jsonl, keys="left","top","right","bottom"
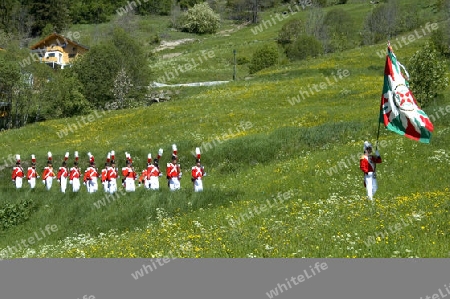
{"left": 1, "top": 1, "right": 449, "bottom": 258}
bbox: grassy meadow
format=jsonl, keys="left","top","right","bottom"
{"left": 0, "top": 0, "right": 449, "bottom": 258}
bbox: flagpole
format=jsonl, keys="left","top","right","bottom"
{"left": 374, "top": 41, "right": 390, "bottom": 171}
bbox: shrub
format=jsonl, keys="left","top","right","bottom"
{"left": 322, "top": 7, "right": 354, "bottom": 53}
{"left": 277, "top": 19, "right": 304, "bottom": 45}
{"left": 285, "top": 35, "right": 322, "bottom": 60}
{"left": 0, "top": 199, "right": 36, "bottom": 230}
{"left": 407, "top": 43, "right": 449, "bottom": 107}
{"left": 431, "top": 22, "right": 450, "bottom": 57}
{"left": 180, "top": 2, "right": 221, "bottom": 34}
{"left": 248, "top": 44, "right": 279, "bottom": 74}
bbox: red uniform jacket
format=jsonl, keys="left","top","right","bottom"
{"left": 27, "top": 167, "right": 39, "bottom": 179}
{"left": 166, "top": 163, "right": 180, "bottom": 178}
{"left": 360, "top": 155, "right": 382, "bottom": 174}
{"left": 84, "top": 167, "right": 98, "bottom": 183}
{"left": 42, "top": 167, "right": 55, "bottom": 180}
{"left": 139, "top": 169, "right": 148, "bottom": 184}
{"left": 191, "top": 166, "right": 205, "bottom": 180}
{"left": 57, "top": 167, "right": 68, "bottom": 180}
{"left": 101, "top": 168, "right": 107, "bottom": 183}
{"left": 106, "top": 167, "right": 118, "bottom": 180}
{"left": 122, "top": 167, "right": 136, "bottom": 179}
{"left": 12, "top": 166, "right": 24, "bottom": 180}
{"left": 147, "top": 165, "right": 160, "bottom": 179}
{"left": 69, "top": 167, "right": 81, "bottom": 180}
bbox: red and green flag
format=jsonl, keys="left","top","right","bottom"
{"left": 379, "top": 44, "right": 434, "bottom": 143}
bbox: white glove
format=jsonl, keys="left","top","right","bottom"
{"left": 69, "top": 180, "right": 73, "bottom": 185}
{"left": 375, "top": 150, "right": 380, "bottom": 157}
{"left": 42, "top": 180, "right": 45, "bottom": 184}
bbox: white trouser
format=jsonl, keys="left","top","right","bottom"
{"left": 125, "top": 178, "right": 135, "bottom": 192}
{"left": 169, "top": 177, "right": 180, "bottom": 191}
{"left": 102, "top": 181, "right": 109, "bottom": 193}
{"left": 364, "top": 172, "right": 378, "bottom": 200}
{"left": 45, "top": 177, "right": 53, "bottom": 190}
{"left": 144, "top": 179, "right": 151, "bottom": 189}
{"left": 28, "top": 177, "right": 36, "bottom": 189}
{"left": 194, "top": 178, "right": 203, "bottom": 192}
{"left": 87, "top": 177, "right": 98, "bottom": 193}
{"left": 149, "top": 176, "right": 159, "bottom": 190}
{"left": 108, "top": 179, "right": 117, "bottom": 194}
{"left": 71, "top": 178, "right": 80, "bottom": 192}
{"left": 60, "top": 176, "right": 67, "bottom": 193}
{"left": 15, "top": 177, "right": 23, "bottom": 189}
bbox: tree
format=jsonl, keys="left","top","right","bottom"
{"left": 431, "top": 23, "right": 450, "bottom": 57}
{"left": 72, "top": 42, "right": 122, "bottom": 108}
{"left": 362, "top": 0, "right": 399, "bottom": 45}
{"left": 180, "top": 2, "right": 221, "bottom": 34}
{"left": 277, "top": 19, "right": 304, "bottom": 46}
{"left": 29, "top": 0, "right": 70, "bottom": 37}
{"left": 407, "top": 43, "right": 449, "bottom": 107}
{"left": 112, "top": 68, "right": 132, "bottom": 109}
{"left": 72, "top": 27, "right": 152, "bottom": 108}
{"left": 41, "top": 70, "right": 90, "bottom": 119}
{"left": 322, "top": 8, "right": 355, "bottom": 53}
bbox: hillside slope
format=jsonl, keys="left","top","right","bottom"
{"left": 1, "top": 2, "right": 449, "bottom": 258}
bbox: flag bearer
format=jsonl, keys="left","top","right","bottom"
{"left": 360, "top": 141, "right": 382, "bottom": 201}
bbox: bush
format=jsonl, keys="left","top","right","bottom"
{"left": 362, "top": 1, "right": 400, "bottom": 45}
{"left": 277, "top": 19, "right": 304, "bottom": 45}
{"left": 285, "top": 35, "right": 322, "bottom": 60}
{"left": 407, "top": 43, "right": 449, "bottom": 107}
{"left": 322, "top": 7, "right": 354, "bottom": 53}
{"left": 0, "top": 199, "right": 36, "bottom": 230}
{"left": 249, "top": 44, "right": 279, "bottom": 74}
{"left": 180, "top": 2, "right": 221, "bottom": 34}
{"left": 431, "top": 23, "right": 450, "bottom": 57}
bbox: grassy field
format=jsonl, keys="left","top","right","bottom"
{"left": 0, "top": 1, "right": 449, "bottom": 258}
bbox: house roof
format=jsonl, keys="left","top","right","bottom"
{"left": 30, "top": 33, "right": 89, "bottom": 50}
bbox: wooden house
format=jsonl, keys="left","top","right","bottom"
{"left": 29, "top": 33, "right": 89, "bottom": 69}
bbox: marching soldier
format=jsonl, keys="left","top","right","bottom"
{"left": 191, "top": 147, "right": 205, "bottom": 192}
{"left": 11, "top": 155, "right": 24, "bottom": 189}
{"left": 42, "top": 152, "right": 55, "bottom": 190}
{"left": 106, "top": 151, "right": 118, "bottom": 194}
{"left": 139, "top": 157, "right": 149, "bottom": 189}
{"left": 84, "top": 152, "right": 99, "bottom": 193}
{"left": 69, "top": 151, "right": 81, "bottom": 192}
{"left": 148, "top": 148, "right": 163, "bottom": 190}
{"left": 27, "top": 154, "right": 39, "bottom": 189}
{"left": 166, "top": 144, "right": 181, "bottom": 191}
{"left": 360, "top": 141, "right": 382, "bottom": 201}
{"left": 122, "top": 152, "right": 137, "bottom": 192}
{"left": 101, "top": 153, "right": 110, "bottom": 193}
{"left": 56, "top": 152, "right": 69, "bottom": 193}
